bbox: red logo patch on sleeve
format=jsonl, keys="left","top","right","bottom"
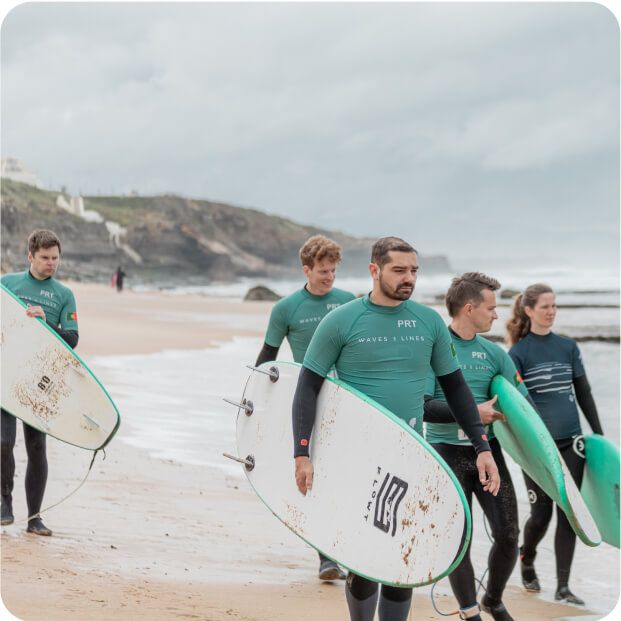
{"left": 300, "top": 439, "right": 308, "bottom": 447}
{"left": 514, "top": 371, "right": 523, "bottom": 386}
{"left": 481, "top": 434, "right": 488, "bottom": 442}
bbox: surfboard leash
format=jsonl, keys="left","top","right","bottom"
{"left": 429, "top": 513, "right": 492, "bottom": 617}
{"left": 15, "top": 448, "right": 104, "bottom": 524}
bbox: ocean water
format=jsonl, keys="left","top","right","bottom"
{"left": 89, "top": 335, "right": 620, "bottom": 618}
{"left": 134, "top": 265, "right": 620, "bottom": 307}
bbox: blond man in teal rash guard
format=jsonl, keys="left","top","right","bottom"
{"left": 255, "top": 234, "right": 355, "bottom": 581}
{"left": 292, "top": 237, "right": 500, "bottom": 621}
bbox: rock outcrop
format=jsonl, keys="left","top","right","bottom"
{"left": 1, "top": 179, "right": 452, "bottom": 284}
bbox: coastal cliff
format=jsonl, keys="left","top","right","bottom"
{"left": 1, "top": 179, "right": 451, "bottom": 283}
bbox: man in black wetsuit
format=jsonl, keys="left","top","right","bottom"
{"left": 424, "top": 273, "right": 529, "bottom": 621}
{"left": 1, "top": 230, "right": 79, "bottom": 536}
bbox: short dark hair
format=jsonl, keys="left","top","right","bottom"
{"left": 371, "top": 236, "right": 417, "bottom": 268}
{"left": 28, "top": 229, "right": 62, "bottom": 255}
{"left": 445, "top": 272, "right": 501, "bottom": 318}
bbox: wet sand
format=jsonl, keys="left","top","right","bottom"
{"left": 1, "top": 283, "right": 607, "bottom": 620}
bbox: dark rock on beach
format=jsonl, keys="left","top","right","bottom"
{"left": 244, "top": 286, "right": 282, "bottom": 302}
{"left": 500, "top": 288, "right": 521, "bottom": 299}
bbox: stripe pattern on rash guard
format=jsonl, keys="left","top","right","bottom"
{"left": 523, "top": 362, "right": 573, "bottom": 394}
{"left": 509, "top": 332, "right": 584, "bottom": 440}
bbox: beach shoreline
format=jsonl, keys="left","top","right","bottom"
{"left": 1, "top": 283, "right": 617, "bottom": 620}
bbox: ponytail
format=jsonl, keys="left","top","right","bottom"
{"left": 506, "top": 284, "right": 554, "bottom": 346}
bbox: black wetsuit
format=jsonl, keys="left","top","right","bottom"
{"left": 431, "top": 439, "right": 519, "bottom": 607}
{"left": 1, "top": 270, "right": 79, "bottom": 522}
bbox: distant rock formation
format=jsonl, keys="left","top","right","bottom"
{"left": 244, "top": 286, "right": 282, "bottom": 301}
{"left": 1, "top": 178, "right": 454, "bottom": 285}
{"left": 500, "top": 288, "right": 520, "bottom": 299}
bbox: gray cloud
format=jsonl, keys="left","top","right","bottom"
{"left": 1, "top": 2, "right": 618, "bottom": 267}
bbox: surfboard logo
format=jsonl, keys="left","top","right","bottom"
{"left": 373, "top": 473, "right": 409, "bottom": 537}
{"left": 37, "top": 375, "right": 53, "bottom": 392}
{"left": 527, "top": 489, "right": 537, "bottom": 504}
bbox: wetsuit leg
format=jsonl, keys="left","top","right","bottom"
{"left": 1, "top": 409, "right": 17, "bottom": 498}
{"left": 345, "top": 572, "right": 379, "bottom": 621}
{"left": 378, "top": 585, "right": 413, "bottom": 621}
{"left": 520, "top": 471, "right": 553, "bottom": 566}
{"left": 555, "top": 441, "right": 585, "bottom": 587}
{"left": 472, "top": 440, "right": 519, "bottom": 604}
{"left": 22, "top": 422, "right": 48, "bottom": 517}
{"left": 433, "top": 443, "right": 478, "bottom": 609}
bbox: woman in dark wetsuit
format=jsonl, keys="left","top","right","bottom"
{"left": 507, "top": 283, "right": 604, "bottom": 606}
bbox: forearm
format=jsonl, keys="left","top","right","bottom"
{"left": 47, "top": 322, "right": 79, "bottom": 349}
{"left": 437, "top": 369, "right": 490, "bottom": 454}
{"left": 423, "top": 396, "right": 456, "bottom": 424}
{"left": 255, "top": 343, "right": 280, "bottom": 366}
{"left": 292, "top": 367, "right": 325, "bottom": 457}
{"left": 574, "top": 375, "right": 604, "bottom": 435}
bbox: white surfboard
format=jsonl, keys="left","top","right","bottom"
{"left": 1, "top": 284, "right": 120, "bottom": 450}
{"left": 229, "top": 361, "right": 472, "bottom": 587}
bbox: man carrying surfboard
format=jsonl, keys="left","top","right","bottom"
{"left": 292, "top": 237, "right": 500, "bottom": 621}
{"left": 424, "top": 272, "right": 527, "bottom": 621}
{"left": 1, "top": 229, "right": 79, "bottom": 536}
{"left": 255, "top": 234, "right": 355, "bottom": 581}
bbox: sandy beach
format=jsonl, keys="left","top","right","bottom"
{"left": 1, "top": 283, "right": 617, "bottom": 620}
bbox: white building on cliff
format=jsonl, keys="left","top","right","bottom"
{"left": 1, "top": 157, "right": 42, "bottom": 188}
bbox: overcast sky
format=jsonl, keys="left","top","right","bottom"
{"left": 1, "top": 2, "right": 619, "bottom": 269}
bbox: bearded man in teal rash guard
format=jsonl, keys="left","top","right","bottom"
{"left": 255, "top": 234, "right": 355, "bottom": 581}
{"left": 291, "top": 237, "right": 501, "bottom": 621}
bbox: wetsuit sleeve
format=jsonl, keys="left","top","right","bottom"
{"left": 423, "top": 397, "right": 456, "bottom": 423}
{"left": 573, "top": 374, "right": 604, "bottom": 435}
{"left": 437, "top": 369, "right": 490, "bottom": 454}
{"left": 59, "top": 290, "right": 78, "bottom": 332}
{"left": 255, "top": 343, "right": 280, "bottom": 366}
{"left": 423, "top": 368, "right": 455, "bottom": 422}
{"left": 292, "top": 367, "right": 325, "bottom": 457}
{"left": 264, "top": 302, "right": 288, "bottom": 349}
{"left": 55, "top": 290, "right": 79, "bottom": 348}
{"left": 46, "top": 322, "right": 79, "bottom": 349}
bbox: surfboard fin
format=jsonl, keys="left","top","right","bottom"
{"left": 222, "top": 398, "right": 254, "bottom": 415}
{"left": 222, "top": 453, "right": 255, "bottom": 471}
{"left": 246, "top": 365, "right": 279, "bottom": 382}
{"left": 81, "top": 414, "right": 112, "bottom": 435}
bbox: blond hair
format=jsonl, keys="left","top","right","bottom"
{"left": 299, "top": 235, "right": 342, "bottom": 268}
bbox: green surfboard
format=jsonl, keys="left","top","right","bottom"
{"left": 491, "top": 375, "right": 601, "bottom": 547}
{"left": 581, "top": 434, "right": 620, "bottom": 548}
